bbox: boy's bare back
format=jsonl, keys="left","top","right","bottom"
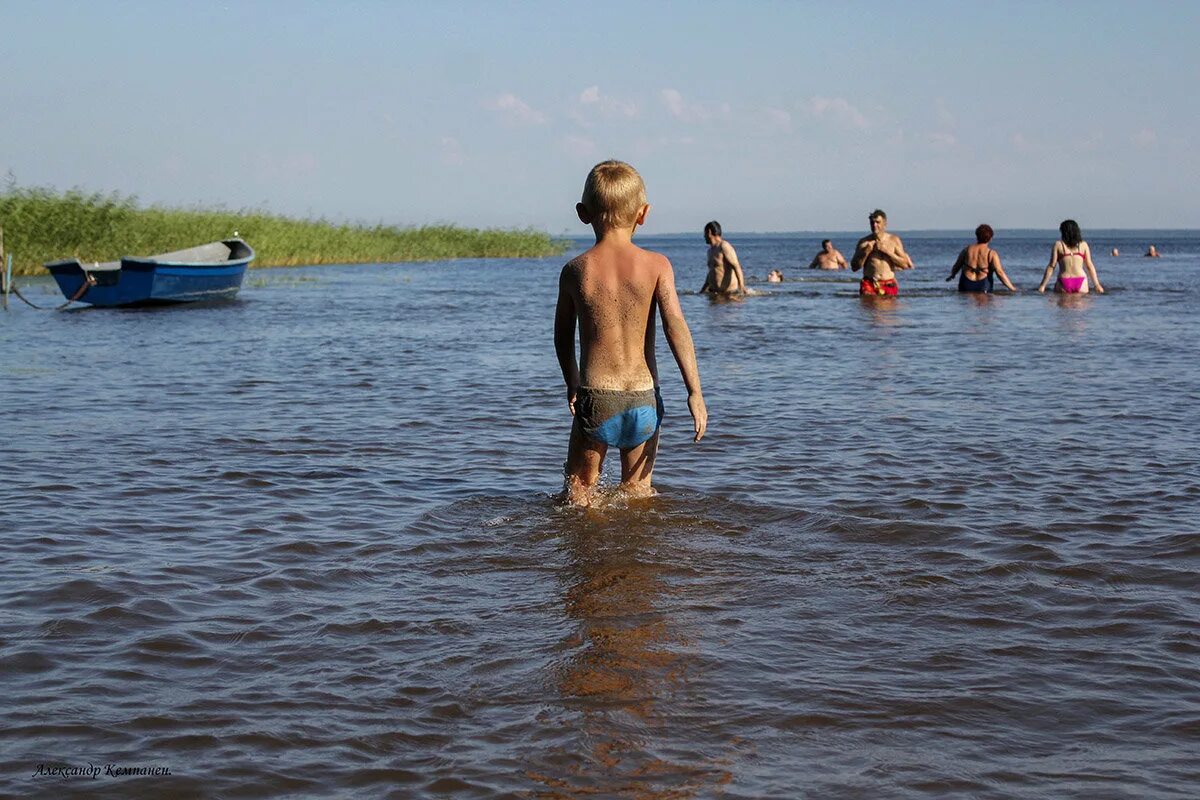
{"left": 560, "top": 240, "right": 668, "bottom": 392}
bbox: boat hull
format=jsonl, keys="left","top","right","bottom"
{"left": 45, "top": 239, "right": 254, "bottom": 307}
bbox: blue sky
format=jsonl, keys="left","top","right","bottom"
{"left": 2, "top": 1, "right": 1196, "bottom": 233}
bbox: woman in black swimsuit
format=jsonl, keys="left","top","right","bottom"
{"left": 946, "top": 224, "right": 1018, "bottom": 293}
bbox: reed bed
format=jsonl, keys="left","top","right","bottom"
{"left": 0, "top": 187, "right": 566, "bottom": 276}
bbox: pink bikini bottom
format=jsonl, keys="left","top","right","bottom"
{"left": 1056, "top": 275, "right": 1087, "bottom": 293}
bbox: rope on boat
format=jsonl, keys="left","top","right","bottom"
{"left": 1, "top": 271, "right": 95, "bottom": 310}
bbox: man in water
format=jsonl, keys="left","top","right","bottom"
{"left": 808, "top": 239, "right": 849, "bottom": 270}
{"left": 554, "top": 160, "right": 707, "bottom": 507}
{"left": 1145, "top": 245, "right": 1160, "bottom": 258}
{"left": 698, "top": 220, "right": 746, "bottom": 295}
{"left": 851, "top": 209, "right": 914, "bottom": 296}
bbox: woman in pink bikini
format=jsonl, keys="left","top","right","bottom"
{"left": 1038, "top": 219, "right": 1105, "bottom": 294}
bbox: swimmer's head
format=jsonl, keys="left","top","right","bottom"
{"left": 869, "top": 210, "right": 887, "bottom": 233}
{"left": 1059, "top": 219, "right": 1082, "bottom": 248}
{"left": 578, "top": 160, "right": 648, "bottom": 231}
{"left": 822, "top": 239, "right": 833, "bottom": 251}
{"left": 975, "top": 224, "right": 994, "bottom": 244}
{"left": 704, "top": 220, "right": 722, "bottom": 245}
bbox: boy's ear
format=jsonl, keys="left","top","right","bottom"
{"left": 576, "top": 202, "right": 591, "bottom": 225}
{"left": 634, "top": 203, "right": 650, "bottom": 227}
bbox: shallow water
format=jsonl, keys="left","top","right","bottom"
{"left": 2, "top": 230, "right": 1198, "bottom": 798}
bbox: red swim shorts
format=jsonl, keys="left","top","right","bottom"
{"left": 859, "top": 278, "right": 899, "bottom": 296}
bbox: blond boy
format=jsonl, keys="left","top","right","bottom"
{"left": 554, "top": 160, "right": 707, "bottom": 506}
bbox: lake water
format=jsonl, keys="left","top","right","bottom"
{"left": 2, "top": 230, "right": 1198, "bottom": 798}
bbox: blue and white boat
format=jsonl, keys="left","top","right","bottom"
{"left": 44, "top": 238, "right": 255, "bottom": 307}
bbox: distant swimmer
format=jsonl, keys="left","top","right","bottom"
{"left": 808, "top": 239, "right": 848, "bottom": 270}
{"left": 555, "top": 160, "right": 707, "bottom": 507}
{"left": 945, "top": 224, "right": 1017, "bottom": 293}
{"left": 1111, "top": 248, "right": 1120, "bottom": 257}
{"left": 1145, "top": 245, "right": 1160, "bottom": 258}
{"left": 1037, "top": 219, "right": 1105, "bottom": 294}
{"left": 851, "top": 209, "right": 914, "bottom": 296}
{"left": 698, "top": 221, "right": 747, "bottom": 295}
{"left": 767, "top": 269, "right": 783, "bottom": 283}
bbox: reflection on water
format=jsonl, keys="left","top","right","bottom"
{"left": 521, "top": 499, "right": 735, "bottom": 798}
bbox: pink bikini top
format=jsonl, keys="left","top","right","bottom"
{"left": 1057, "top": 247, "right": 1084, "bottom": 264}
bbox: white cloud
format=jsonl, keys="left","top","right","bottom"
{"left": 658, "top": 88, "right": 726, "bottom": 123}
{"left": 576, "top": 85, "right": 638, "bottom": 120}
{"left": 1132, "top": 128, "right": 1157, "bottom": 148}
{"left": 806, "top": 96, "right": 869, "bottom": 130}
{"left": 763, "top": 107, "right": 793, "bottom": 133}
{"left": 485, "top": 93, "right": 547, "bottom": 126}
{"left": 930, "top": 132, "right": 958, "bottom": 147}
{"left": 561, "top": 135, "right": 597, "bottom": 158}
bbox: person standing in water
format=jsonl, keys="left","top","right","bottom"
{"left": 554, "top": 160, "right": 707, "bottom": 507}
{"left": 946, "top": 224, "right": 1018, "bottom": 293}
{"left": 851, "top": 209, "right": 914, "bottom": 296}
{"left": 1037, "top": 219, "right": 1105, "bottom": 294}
{"left": 808, "top": 239, "right": 849, "bottom": 270}
{"left": 698, "top": 221, "right": 747, "bottom": 295}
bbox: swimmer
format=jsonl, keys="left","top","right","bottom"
{"left": 945, "top": 224, "right": 1017, "bottom": 293}
{"left": 851, "top": 209, "right": 914, "bottom": 296}
{"left": 1111, "top": 248, "right": 1119, "bottom": 257}
{"left": 1037, "top": 219, "right": 1105, "bottom": 294}
{"left": 1145, "top": 245, "right": 1160, "bottom": 258}
{"left": 766, "top": 269, "right": 783, "bottom": 283}
{"left": 698, "top": 221, "right": 747, "bottom": 295}
{"left": 808, "top": 239, "right": 848, "bottom": 270}
{"left": 555, "top": 160, "right": 707, "bottom": 507}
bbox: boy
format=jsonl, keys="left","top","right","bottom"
{"left": 554, "top": 160, "right": 707, "bottom": 506}
{"left": 698, "top": 220, "right": 747, "bottom": 295}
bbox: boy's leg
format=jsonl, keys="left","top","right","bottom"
{"left": 618, "top": 431, "right": 659, "bottom": 496}
{"left": 563, "top": 421, "right": 606, "bottom": 505}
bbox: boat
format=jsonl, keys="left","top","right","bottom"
{"left": 44, "top": 238, "right": 255, "bottom": 307}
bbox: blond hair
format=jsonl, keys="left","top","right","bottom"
{"left": 581, "top": 160, "right": 646, "bottom": 230}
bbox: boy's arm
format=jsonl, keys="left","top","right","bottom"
{"left": 837, "top": 250, "right": 848, "bottom": 269}
{"left": 554, "top": 265, "right": 580, "bottom": 413}
{"left": 654, "top": 258, "right": 707, "bottom": 442}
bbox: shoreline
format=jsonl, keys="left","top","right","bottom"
{"left": 0, "top": 187, "right": 567, "bottom": 277}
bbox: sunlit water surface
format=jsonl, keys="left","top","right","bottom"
{"left": 1, "top": 231, "right": 1198, "bottom": 798}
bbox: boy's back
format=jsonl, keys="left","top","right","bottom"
{"left": 563, "top": 240, "right": 666, "bottom": 392}
{"left": 554, "top": 160, "right": 706, "bottom": 506}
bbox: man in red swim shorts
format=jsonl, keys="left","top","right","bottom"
{"left": 851, "top": 210, "right": 914, "bottom": 296}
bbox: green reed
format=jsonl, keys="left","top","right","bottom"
{"left": 0, "top": 186, "right": 566, "bottom": 276}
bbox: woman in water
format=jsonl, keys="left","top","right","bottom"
{"left": 1038, "top": 219, "right": 1105, "bottom": 294}
{"left": 946, "top": 224, "right": 1017, "bottom": 293}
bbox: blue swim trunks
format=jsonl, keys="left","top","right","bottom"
{"left": 574, "top": 386, "right": 664, "bottom": 449}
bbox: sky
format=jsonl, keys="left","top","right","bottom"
{"left": 2, "top": 1, "right": 1197, "bottom": 234}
